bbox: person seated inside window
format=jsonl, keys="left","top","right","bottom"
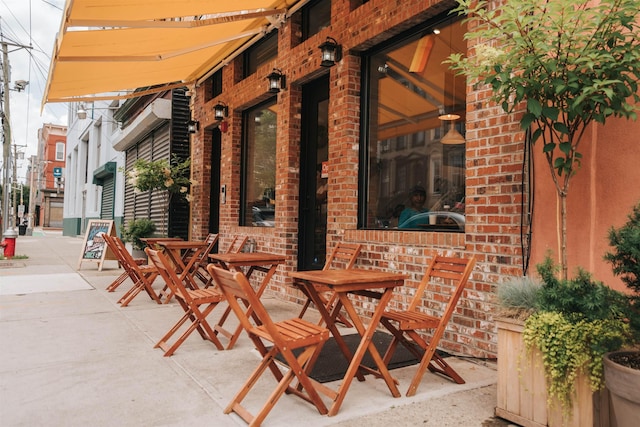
{"left": 398, "top": 185, "right": 428, "bottom": 229}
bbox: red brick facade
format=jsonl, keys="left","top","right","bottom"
{"left": 187, "top": 0, "right": 640, "bottom": 359}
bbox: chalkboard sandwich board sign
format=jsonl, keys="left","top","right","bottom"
{"left": 77, "top": 220, "right": 117, "bottom": 271}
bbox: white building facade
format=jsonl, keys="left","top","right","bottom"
{"left": 63, "top": 101, "right": 126, "bottom": 236}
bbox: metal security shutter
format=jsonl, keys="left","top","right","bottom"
{"left": 100, "top": 175, "right": 115, "bottom": 219}
{"left": 169, "top": 88, "right": 191, "bottom": 240}
{"left": 123, "top": 123, "right": 171, "bottom": 235}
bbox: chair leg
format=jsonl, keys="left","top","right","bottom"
{"left": 156, "top": 304, "right": 224, "bottom": 356}
{"left": 404, "top": 330, "right": 464, "bottom": 396}
{"left": 298, "top": 297, "right": 313, "bottom": 319}
{"left": 106, "top": 271, "right": 129, "bottom": 292}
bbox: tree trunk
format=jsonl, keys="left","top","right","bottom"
{"left": 560, "top": 192, "right": 568, "bottom": 280}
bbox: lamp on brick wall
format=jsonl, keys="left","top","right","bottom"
{"left": 318, "top": 37, "right": 342, "bottom": 67}
{"left": 266, "top": 68, "right": 286, "bottom": 93}
{"left": 187, "top": 120, "right": 199, "bottom": 133}
{"left": 213, "top": 101, "right": 228, "bottom": 121}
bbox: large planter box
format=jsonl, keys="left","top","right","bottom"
{"left": 495, "top": 318, "right": 609, "bottom": 427}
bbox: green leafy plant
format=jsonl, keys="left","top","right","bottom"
{"left": 120, "top": 218, "right": 156, "bottom": 250}
{"left": 121, "top": 155, "right": 192, "bottom": 233}
{"left": 125, "top": 156, "right": 191, "bottom": 197}
{"left": 448, "top": 0, "right": 640, "bottom": 279}
{"left": 604, "top": 201, "right": 640, "bottom": 369}
{"left": 522, "top": 257, "right": 634, "bottom": 416}
{"left": 605, "top": 202, "right": 640, "bottom": 300}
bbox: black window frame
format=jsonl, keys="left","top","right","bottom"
{"left": 243, "top": 31, "right": 279, "bottom": 78}
{"left": 358, "top": 11, "right": 466, "bottom": 232}
{"left": 301, "top": 0, "right": 332, "bottom": 41}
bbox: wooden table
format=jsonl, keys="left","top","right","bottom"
{"left": 156, "top": 240, "right": 208, "bottom": 300}
{"left": 289, "top": 268, "right": 406, "bottom": 416}
{"left": 209, "top": 252, "right": 286, "bottom": 348}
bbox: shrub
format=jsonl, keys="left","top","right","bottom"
{"left": 121, "top": 218, "right": 156, "bottom": 250}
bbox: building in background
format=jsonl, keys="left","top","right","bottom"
{"left": 34, "top": 124, "right": 66, "bottom": 229}
{"left": 63, "top": 101, "right": 125, "bottom": 236}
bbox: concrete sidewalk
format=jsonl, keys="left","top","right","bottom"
{"left": 0, "top": 230, "right": 506, "bottom": 427}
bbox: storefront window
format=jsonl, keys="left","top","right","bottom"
{"left": 242, "top": 100, "right": 277, "bottom": 227}
{"left": 361, "top": 17, "right": 467, "bottom": 232}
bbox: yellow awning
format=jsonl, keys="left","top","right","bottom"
{"left": 43, "top": 0, "right": 303, "bottom": 105}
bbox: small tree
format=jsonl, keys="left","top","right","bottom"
{"left": 122, "top": 156, "right": 192, "bottom": 234}
{"left": 448, "top": 0, "right": 640, "bottom": 279}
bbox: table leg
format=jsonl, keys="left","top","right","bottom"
{"left": 328, "top": 288, "right": 401, "bottom": 416}
{"left": 301, "top": 283, "right": 367, "bottom": 383}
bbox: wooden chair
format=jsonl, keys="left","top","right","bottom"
{"left": 226, "top": 235, "right": 248, "bottom": 254}
{"left": 297, "top": 242, "right": 362, "bottom": 327}
{"left": 103, "top": 234, "right": 162, "bottom": 307}
{"left": 186, "top": 233, "right": 219, "bottom": 288}
{"left": 380, "top": 254, "right": 476, "bottom": 396}
{"left": 207, "top": 264, "right": 331, "bottom": 426}
{"left": 146, "top": 247, "right": 226, "bottom": 356}
{"left": 103, "top": 233, "right": 144, "bottom": 292}
{"left": 204, "top": 235, "right": 248, "bottom": 289}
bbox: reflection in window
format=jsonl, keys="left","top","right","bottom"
{"left": 362, "top": 17, "right": 467, "bottom": 231}
{"left": 242, "top": 100, "right": 277, "bottom": 227}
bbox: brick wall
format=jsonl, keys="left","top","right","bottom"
{"left": 187, "top": 0, "right": 531, "bottom": 359}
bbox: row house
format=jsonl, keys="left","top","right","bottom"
{"left": 46, "top": 0, "right": 640, "bottom": 360}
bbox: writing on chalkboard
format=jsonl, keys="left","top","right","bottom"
{"left": 78, "top": 220, "right": 116, "bottom": 271}
{"left": 83, "top": 221, "right": 111, "bottom": 259}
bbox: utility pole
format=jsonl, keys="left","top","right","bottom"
{"left": 1, "top": 40, "right": 12, "bottom": 235}
{"left": 1, "top": 30, "right": 31, "bottom": 238}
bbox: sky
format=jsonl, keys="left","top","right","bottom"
{"left": 1, "top": 0, "right": 66, "bottom": 183}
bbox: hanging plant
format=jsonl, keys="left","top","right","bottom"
{"left": 121, "top": 155, "right": 193, "bottom": 233}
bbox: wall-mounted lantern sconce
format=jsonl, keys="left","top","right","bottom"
{"left": 266, "top": 68, "right": 286, "bottom": 93}
{"left": 187, "top": 120, "right": 200, "bottom": 134}
{"left": 77, "top": 103, "right": 88, "bottom": 120}
{"left": 213, "top": 101, "right": 228, "bottom": 121}
{"left": 318, "top": 37, "right": 342, "bottom": 67}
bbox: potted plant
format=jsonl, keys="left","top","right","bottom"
{"left": 495, "top": 259, "right": 635, "bottom": 427}
{"left": 120, "top": 218, "right": 156, "bottom": 258}
{"left": 603, "top": 202, "right": 640, "bottom": 427}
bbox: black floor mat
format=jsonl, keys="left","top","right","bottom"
{"left": 275, "top": 331, "right": 421, "bottom": 383}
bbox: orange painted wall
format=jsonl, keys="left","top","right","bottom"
{"left": 530, "top": 117, "right": 640, "bottom": 293}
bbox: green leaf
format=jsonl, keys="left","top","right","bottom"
{"left": 531, "top": 128, "right": 544, "bottom": 144}
{"left": 544, "top": 142, "right": 556, "bottom": 153}
{"left": 542, "top": 106, "right": 559, "bottom": 121}
{"left": 521, "top": 113, "right": 537, "bottom": 130}
{"left": 527, "top": 98, "right": 542, "bottom": 117}
{"left": 553, "top": 122, "right": 569, "bottom": 134}
{"left": 559, "top": 142, "right": 572, "bottom": 155}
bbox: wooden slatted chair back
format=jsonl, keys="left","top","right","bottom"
{"left": 323, "top": 242, "right": 362, "bottom": 270}
{"left": 226, "top": 235, "right": 248, "bottom": 253}
{"left": 407, "top": 255, "right": 474, "bottom": 312}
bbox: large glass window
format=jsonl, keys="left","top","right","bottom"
{"left": 361, "top": 17, "right": 467, "bottom": 232}
{"left": 241, "top": 100, "right": 277, "bottom": 227}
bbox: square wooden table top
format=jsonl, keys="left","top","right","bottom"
{"left": 209, "top": 252, "right": 286, "bottom": 266}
